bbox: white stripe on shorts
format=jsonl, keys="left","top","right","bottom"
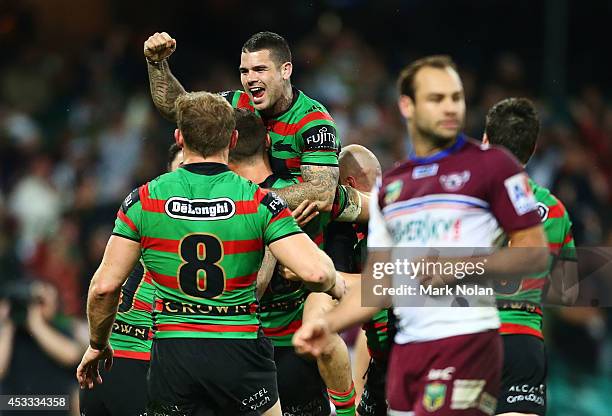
{"left": 387, "top": 410, "right": 415, "bottom": 416}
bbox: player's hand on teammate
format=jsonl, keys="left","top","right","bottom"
{"left": 76, "top": 344, "right": 114, "bottom": 389}
{"left": 144, "top": 32, "right": 177, "bottom": 63}
{"left": 291, "top": 199, "right": 319, "bottom": 228}
{"left": 292, "top": 318, "right": 333, "bottom": 358}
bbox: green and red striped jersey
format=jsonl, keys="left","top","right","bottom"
{"left": 221, "top": 88, "right": 340, "bottom": 178}
{"left": 258, "top": 182, "right": 348, "bottom": 346}
{"left": 109, "top": 260, "right": 154, "bottom": 360}
{"left": 112, "top": 162, "right": 302, "bottom": 340}
{"left": 496, "top": 178, "right": 576, "bottom": 338}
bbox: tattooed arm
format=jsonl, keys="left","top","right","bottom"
{"left": 147, "top": 60, "right": 186, "bottom": 121}
{"left": 144, "top": 32, "right": 187, "bottom": 121}
{"left": 273, "top": 165, "right": 339, "bottom": 212}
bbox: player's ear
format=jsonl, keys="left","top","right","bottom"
{"left": 229, "top": 129, "right": 239, "bottom": 150}
{"left": 482, "top": 133, "right": 489, "bottom": 145}
{"left": 281, "top": 62, "right": 292, "bottom": 80}
{"left": 174, "top": 128, "right": 184, "bottom": 148}
{"left": 398, "top": 95, "right": 414, "bottom": 119}
{"left": 347, "top": 176, "right": 357, "bottom": 188}
{"left": 265, "top": 133, "right": 271, "bottom": 149}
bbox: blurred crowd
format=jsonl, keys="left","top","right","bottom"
{"left": 0, "top": 6, "right": 610, "bottom": 415}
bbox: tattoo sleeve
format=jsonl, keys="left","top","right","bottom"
{"left": 273, "top": 165, "right": 339, "bottom": 211}
{"left": 147, "top": 59, "right": 187, "bottom": 121}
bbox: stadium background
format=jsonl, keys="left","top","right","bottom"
{"left": 0, "top": 0, "right": 610, "bottom": 414}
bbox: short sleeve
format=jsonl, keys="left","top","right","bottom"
{"left": 485, "top": 148, "right": 541, "bottom": 233}
{"left": 258, "top": 189, "right": 303, "bottom": 244}
{"left": 113, "top": 187, "right": 143, "bottom": 242}
{"left": 297, "top": 117, "right": 340, "bottom": 167}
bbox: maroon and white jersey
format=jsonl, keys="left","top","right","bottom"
{"left": 368, "top": 135, "right": 541, "bottom": 344}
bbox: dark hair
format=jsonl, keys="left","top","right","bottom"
{"left": 485, "top": 98, "right": 540, "bottom": 164}
{"left": 167, "top": 143, "right": 181, "bottom": 171}
{"left": 242, "top": 31, "right": 291, "bottom": 65}
{"left": 397, "top": 55, "right": 458, "bottom": 100}
{"left": 175, "top": 92, "right": 235, "bottom": 157}
{"left": 229, "top": 109, "right": 267, "bottom": 163}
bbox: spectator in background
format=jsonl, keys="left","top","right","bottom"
{"left": 0, "top": 280, "right": 86, "bottom": 415}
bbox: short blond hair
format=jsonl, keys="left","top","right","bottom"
{"left": 175, "top": 92, "right": 235, "bottom": 157}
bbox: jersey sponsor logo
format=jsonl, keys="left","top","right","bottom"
{"left": 412, "top": 163, "right": 439, "bottom": 179}
{"left": 159, "top": 299, "right": 253, "bottom": 316}
{"left": 427, "top": 367, "right": 456, "bottom": 381}
{"left": 302, "top": 125, "right": 338, "bottom": 151}
{"left": 423, "top": 382, "right": 446, "bottom": 412}
{"left": 504, "top": 172, "right": 537, "bottom": 215}
{"left": 165, "top": 197, "right": 236, "bottom": 221}
{"left": 439, "top": 170, "right": 471, "bottom": 191}
{"left": 261, "top": 191, "right": 288, "bottom": 217}
{"left": 112, "top": 319, "right": 150, "bottom": 340}
{"left": 536, "top": 202, "right": 549, "bottom": 222}
{"left": 390, "top": 215, "right": 461, "bottom": 244}
{"left": 218, "top": 90, "right": 233, "bottom": 98}
{"left": 240, "top": 387, "right": 272, "bottom": 412}
{"left": 384, "top": 179, "right": 403, "bottom": 205}
{"left": 121, "top": 188, "right": 140, "bottom": 213}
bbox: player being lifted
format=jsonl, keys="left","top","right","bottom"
{"left": 144, "top": 31, "right": 360, "bottom": 415}
{"left": 230, "top": 108, "right": 365, "bottom": 415}
{"left": 76, "top": 92, "right": 343, "bottom": 416}
{"left": 294, "top": 56, "right": 550, "bottom": 416}
{"left": 79, "top": 144, "right": 183, "bottom": 416}
{"left": 483, "top": 98, "right": 577, "bottom": 416}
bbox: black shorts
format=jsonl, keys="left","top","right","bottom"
{"left": 357, "top": 359, "right": 387, "bottom": 416}
{"left": 79, "top": 357, "right": 149, "bottom": 416}
{"left": 496, "top": 334, "right": 547, "bottom": 415}
{"left": 274, "top": 346, "right": 330, "bottom": 416}
{"left": 147, "top": 336, "right": 278, "bottom": 416}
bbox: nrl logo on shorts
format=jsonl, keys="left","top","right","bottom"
{"left": 440, "top": 170, "right": 471, "bottom": 191}
{"left": 165, "top": 197, "right": 236, "bottom": 221}
{"left": 384, "top": 179, "right": 403, "bottom": 205}
{"left": 423, "top": 382, "right": 446, "bottom": 412}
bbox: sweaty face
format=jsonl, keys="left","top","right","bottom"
{"left": 240, "top": 50, "right": 286, "bottom": 113}
{"left": 412, "top": 67, "right": 466, "bottom": 144}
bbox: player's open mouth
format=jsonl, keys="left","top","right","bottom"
{"left": 250, "top": 87, "right": 265, "bottom": 100}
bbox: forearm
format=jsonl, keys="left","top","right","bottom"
{"left": 467, "top": 246, "right": 549, "bottom": 282}
{"left": 87, "top": 274, "right": 121, "bottom": 348}
{"left": 256, "top": 247, "right": 277, "bottom": 300}
{"left": 302, "top": 251, "right": 337, "bottom": 293}
{"left": 335, "top": 186, "right": 368, "bottom": 223}
{"left": 274, "top": 165, "right": 339, "bottom": 211}
{"left": 274, "top": 182, "right": 335, "bottom": 211}
{"left": 325, "top": 279, "right": 382, "bottom": 333}
{"left": 147, "top": 59, "right": 186, "bottom": 121}
{"left": 29, "top": 322, "right": 83, "bottom": 367}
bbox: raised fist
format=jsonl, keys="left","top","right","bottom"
{"left": 144, "top": 32, "right": 176, "bottom": 63}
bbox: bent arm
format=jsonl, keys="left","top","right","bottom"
{"left": 147, "top": 59, "right": 187, "bottom": 122}
{"left": 470, "top": 225, "right": 549, "bottom": 281}
{"left": 87, "top": 236, "right": 141, "bottom": 348}
{"left": 28, "top": 321, "right": 83, "bottom": 367}
{"left": 268, "top": 233, "right": 336, "bottom": 292}
{"left": 273, "top": 165, "right": 339, "bottom": 212}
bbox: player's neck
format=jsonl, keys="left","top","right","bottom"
{"left": 411, "top": 131, "right": 457, "bottom": 158}
{"left": 263, "top": 84, "right": 293, "bottom": 117}
{"left": 182, "top": 149, "right": 228, "bottom": 166}
{"left": 230, "top": 157, "right": 272, "bottom": 184}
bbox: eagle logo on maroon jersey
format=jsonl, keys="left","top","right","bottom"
{"left": 439, "top": 171, "right": 471, "bottom": 191}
